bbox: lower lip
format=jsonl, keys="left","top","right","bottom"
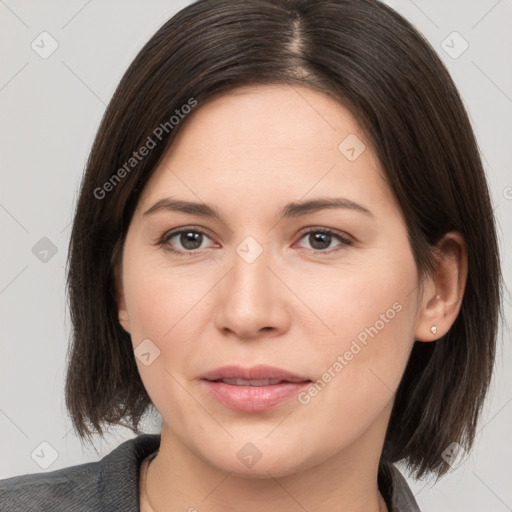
{"left": 201, "top": 380, "right": 310, "bottom": 412}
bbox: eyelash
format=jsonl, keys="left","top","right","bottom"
{"left": 157, "top": 226, "right": 353, "bottom": 257}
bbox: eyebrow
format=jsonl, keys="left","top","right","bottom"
{"left": 143, "top": 197, "right": 373, "bottom": 220}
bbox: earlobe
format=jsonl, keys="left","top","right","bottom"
{"left": 114, "top": 264, "right": 131, "bottom": 334}
{"left": 118, "top": 310, "right": 131, "bottom": 334}
{"left": 415, "top": 232, "right": 468, "bottom": 342}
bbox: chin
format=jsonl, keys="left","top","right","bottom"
{"left": 200, "top": 442, "right": 320, "bottom": 480}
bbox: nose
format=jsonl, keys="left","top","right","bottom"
{"left": 213, "top": 242, "right": 291, "bottom": 340}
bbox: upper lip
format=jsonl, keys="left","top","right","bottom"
{"left": 200, "top": 364, "right": 310, "bottom": 383}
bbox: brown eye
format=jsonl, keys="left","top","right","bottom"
{"left": 160, "top": 228, "right": 214, "bottom": 254}
{"left": 176, "top": 231, "right": 204, "bottom": 250}
{"left": 296, "top": 228, "right": 352, "bottom": 253}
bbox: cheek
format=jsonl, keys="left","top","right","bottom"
{"left": 123, "top": 252, "right": 207, "bottom": 341}
{"left": 121, "top": 248, "right": 219, "bottom": 396}
{"left": 291, "top": 251, "right": 419, "bottom": 439}
{"left": 121, "top": 257, "right": 206, "bottom": 421}
{"left": 290, "top": 245, "right": 418, "bottom": 354}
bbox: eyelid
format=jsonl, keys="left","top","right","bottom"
{"left": 296, "top": 225, "right": 353, "bottom": 244}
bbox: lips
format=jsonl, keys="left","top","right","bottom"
{"left": 215, "top": 378, "right": 284, "bottom": 386}
{"left": 200, "top": 365, "right": 311, "bottom": 412}
{"left": 200, "top": 364, "right": 310, "bottom": 384}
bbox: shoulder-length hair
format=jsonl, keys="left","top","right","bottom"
{"left": 65, "top": 0, "right": 501, "bottom": 479}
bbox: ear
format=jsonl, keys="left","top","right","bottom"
{"left": 415, "top": 232, "right": 468, "bottom": 342}
{"left": 114, "top": 262, "right": 131, "bottom": 334}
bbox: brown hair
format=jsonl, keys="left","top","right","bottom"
{"left": 65, "top": 0, "right": 502, "bottom": 479}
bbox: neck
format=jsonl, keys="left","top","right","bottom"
{"left": 144, "top": 421, "right": 389, "bottom": 512}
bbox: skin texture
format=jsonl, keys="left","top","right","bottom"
{"left": 116, "top": 85, "right": 467, "bottom": 512}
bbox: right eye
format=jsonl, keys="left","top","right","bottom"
{"left": 159, "top": 227, "right": 217, "bottom": 255}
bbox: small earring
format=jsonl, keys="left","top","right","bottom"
{"left": 430, "top": 325, "right": 437, "bottom": 335}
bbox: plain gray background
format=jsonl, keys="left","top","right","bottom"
{"left": 1, "top": 1, "right": 511, "bottom": 510}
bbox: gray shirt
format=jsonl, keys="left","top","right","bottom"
{"left": 0, "top": 434, "right": 421, "bottom": 511}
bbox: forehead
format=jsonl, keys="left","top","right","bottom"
{"left": 169, "top": 84, "right": 362, "bottom": 153}
{"left": 136, "top": 84, "right": 393, "bottom": 219}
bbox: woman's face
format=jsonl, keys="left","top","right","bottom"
{"left": 117, "top": 84, "right": 428, "bottom": 477}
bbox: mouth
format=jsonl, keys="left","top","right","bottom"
{"left": 209, "top": 377, "right": 300, "bottom": 386}
{"left": 200, "top": 365, "right": 311, "bottom": 412}
{"left": 200, "top": 364, "right": 311, "bottom": 383}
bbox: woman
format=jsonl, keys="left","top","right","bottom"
{"left": 0, "top": 0, "right": 501, "bottom": 511}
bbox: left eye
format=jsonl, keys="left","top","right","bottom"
{"left": 296, "top": 229, "right": 351, "bottom": 252}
